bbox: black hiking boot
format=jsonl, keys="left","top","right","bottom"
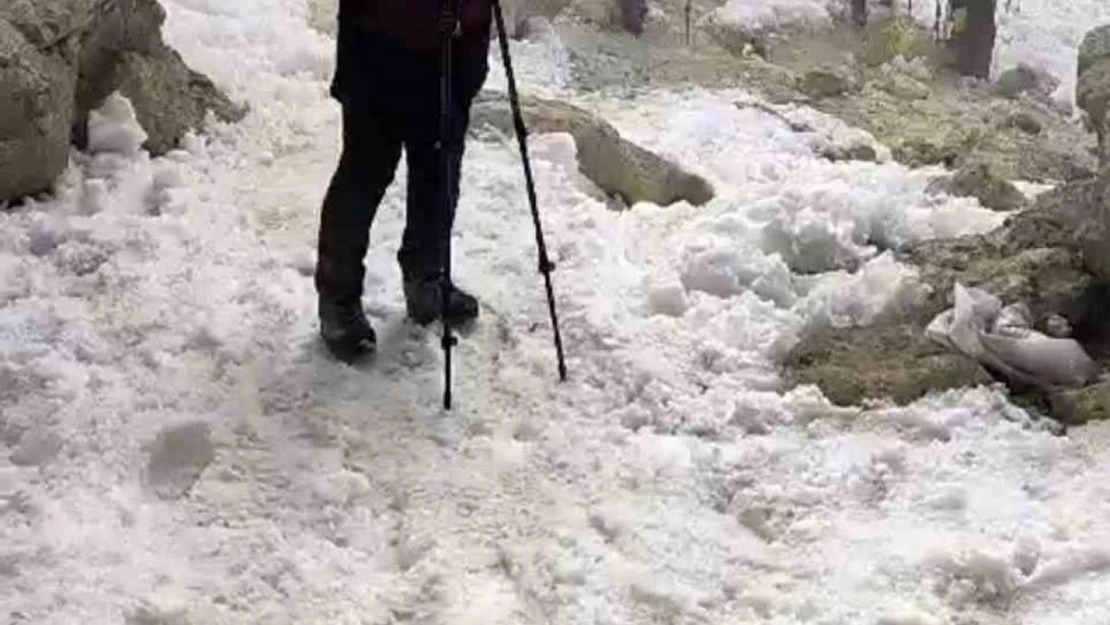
{"left": 403, "top": 275, "right": 479, "bottom": 327}
{"left": 319, "top": 298, "right": 377, "bottom": 363}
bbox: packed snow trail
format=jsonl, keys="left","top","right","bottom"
{"left": 4, "top": 1, "right": 1110, "bottom": 623}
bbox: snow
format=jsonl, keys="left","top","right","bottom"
{"left": 709, "top": 0, "right": 838, "bottom": 32}
{"left": 715, "top": 0, "right": 1110, "bottom": 109}
{"left": 3, "top": 0, "right": 1110, "bottom": 624}
{"left": 990, "top": 0, "right": 1110, "bottom": 108}
{"left": 902, "top": 0, "right": 1110, "bottom": 108}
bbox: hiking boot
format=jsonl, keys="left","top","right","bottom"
{"left": 403, "top": 275, "right": 479, "bottom": 326}
{"left": 319, "top": 297, "right": 377, "bottom": 363}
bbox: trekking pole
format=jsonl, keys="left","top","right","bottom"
{"left": 439, "top": 0, "right": 462, "bottom": 410}
{"left": 684, "top": 0, "right": 692, "bottom": 46}
{"left": 491, "top": 0, "right": 568, "bottom": 382}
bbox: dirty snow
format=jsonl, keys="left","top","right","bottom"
{"left": 901, "top": 0, "right": 1110, "bottom": 108}
{"left": 708, "top": 0, "right": 837, "bottom": 32}
{"left": 990, "top": 0, "right": 1110, "bottom": 108}
{"left": 714, "top": 0, "right": 1110, "bottom": 109}
{"left": 3, "top": 0, "right": 1110, "bottom": 624}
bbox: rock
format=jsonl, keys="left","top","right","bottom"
{"left": 699, "top": 13, "right": 770, "bottom": 58}
{"left": 697, "top": 0, "right": 835, "bottom": 59}
{"left": 1003, "top": 112, "right": 1041, "bottom": 136}
{"left": 561, "top": 0, "right": 627, "bottom": 34}
{"left": 1045, "top": 314, "right": 1073, "bottom": 338}
{"left": 0, "top": 19, "right": 75, "bottom": 203}
{"left": 891, "top": 136, "right": 963, "bottom": 168}
{"left": 470, "top": 93, "right": 715, "bottom": 207}
{"left": 306, "top": 0, "right": 337, "bottom": 36}
{"left": 1078, "top": 24, "right": 1110, "bottom": 79}
{"left": 783, "top": 324, "right": 994, "bottom": 407}
{"left": 0, "top": 0, "right": 245, "bottom": 204}
{"left": 0, "top": 0, "right": 103, "bottom": 52}
{"left": 798, "top": 66, "right": 857, "bottom": 99}
{"left": 872, "top": 68, "right": 930, "bottom": 101}
{"left": 805, "top": 36, "right": 1096, "bottom": 184}
{"left": 821, "top": 143, "right": 878, "bottom": 163}
{"left": 495, "top": 0, "right": 573, "bottom": 38}
{"left": 126, "top": 603, "right": 193, "bottom": 625}
{"left": 72, "top": 0, "right": 247, "bottom": 153}
{"left": 145, "top": 421, "right": 215, "bottom": 500}
{"left": 860, "top": 17, "right": 934, "bottom": 67}
{"left": 1067, "top": 380, "right": 1110, "bottom": 425}
{"left": 900, "top": 237, "right": 1092, "bottom": 330}
{"left": 926, "top": 160, "right": 1027, "bottom": 212}
{"left": 995, "top": 63, "right": 1060, "bottom": 100}
{"left": 9, "top": 427, "right": 63, "bottom": 466}
{"left": 108, "top": 48, "right": 247, "bottom": 155}
{"left": 783, "top": 184, "right": 1110, "bottom": 409}
{"left": 869, "top": 56, "right": 933, "bottom": 101}
{"left": 1030, "top": 168, "right": 1110, "bottom": 284}
{"left": 1077, "top": 59, "right": 1110, "bottom": 166}
{"left": 518, "top": 16, "right": 557, "bottom": 42}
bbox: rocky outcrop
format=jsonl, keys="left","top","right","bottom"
{"left": 470, "top": 93, "right": 716, "bottom": 207}
{"left": 926, "top": 160, "right": 1027, "bottom": 212}
{"left": 1078, "top": 65, "right": 1110, "bottom": 167}
{"left": 995, "top": 63, "right": 1060, "bottom": 101}
{"left": 539, "top": 0, "right": 646, "bottom": 36}
{"left": 798, "top": 65, "right": 859, "bottom": 99}
{"left": 0, "top": 19, "right": 74, "bottom": 205}
{"left": 1078, "top": 25, "right": 1110, "bottom": 167}
{"left": 1070, "top": 381, "right": 1110, "bottom": 425}
{"left": 871, "top": 55, "right": 932, "bottom": 101}
{"left": 0, "top": 0, "right": 246, "bottom": 204}
{"left": 859, "top": 16, "right": 935, "bottom": 68}
{"left": 1003, "top": 112, "right": 1042, "bottom": 136}
{"left": 105, "top": 48, "right": 244, "bottom": 155}
{"left": 544, "top": 2, "right": 1095, "bottom": 182}
{"left": 1042, "top": 167, "right": 1110, "bottom": 286}
{"left": 1078, "top": 24, "right": 1110, "bottom": 78}
{"left": 784, "top": 170, "right": 1110, "bottom": 420}
{"left": 784, "top": 323, "right": 994, "bottom": 407}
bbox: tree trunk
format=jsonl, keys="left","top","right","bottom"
{"left": 957, "top": 0, "right": 996, "bottom": 78}
{"left": 851, "top": 0, "right": 868, "bottom": 26}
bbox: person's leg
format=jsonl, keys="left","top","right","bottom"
{"left": 397, "top": 44, "right": 489, "bottom": 324}
{"left": 315, "top": 105, "right": 403, "bottom": 309}
{"left": 397, "top": 123, "right": 467, "bottom": 284}
{"left": 315, "top": 20, "right": 406, "bottom": 360}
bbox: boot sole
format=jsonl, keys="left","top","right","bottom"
{"left": 322, "top": 335, "right": 377, "bottom": 365}
{"left": 407, "top": 310, "right": 479, "bottom": 330}
{"left": 405, "top": 302, "right": 479, "bottom": 327}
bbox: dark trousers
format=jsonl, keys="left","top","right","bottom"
{"left": 315, "top": 21, "right": 490, "bottom": 308}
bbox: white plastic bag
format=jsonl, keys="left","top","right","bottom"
{"left": 925, "top": 283, "right": 1099, "bottom": 390}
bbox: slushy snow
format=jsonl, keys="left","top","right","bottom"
{"left": 3, "top": 0, "right": 1110, "bottom": 624}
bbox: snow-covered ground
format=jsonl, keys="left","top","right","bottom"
{"left": 906, "top": 0, "right": 1110, "bottom": 108}
{"left": 4, "top": 0, "right": 1110, "bottom": 623}
{"left": 990, "top": 0, "right": 1110, "bottom": 107}
{"left": 711, "top": 0, "right": 1110, "bottom": 108}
